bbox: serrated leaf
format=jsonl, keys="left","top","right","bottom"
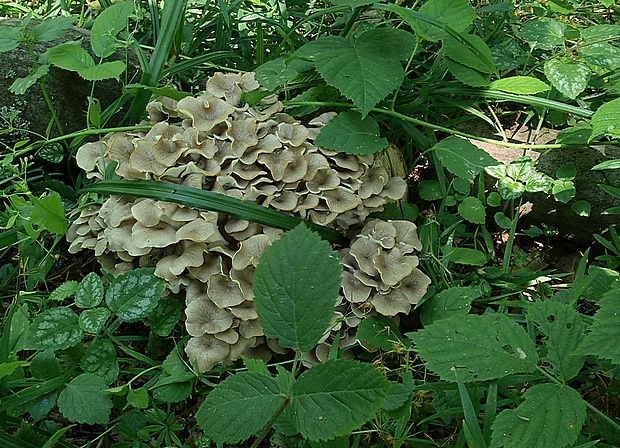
{"left": 90, "top": 1, "right": 134, "bottom": 58}
{"left": 521, "top": 19, "right": 565, "bottom": 50}
{"left": 105, "top": 268, "right": 165, "bottom": 322}
{"left": 78, "top": 60, "right": 126, "bottom": 81}
{"left": 81, "top": 339, "right": 119, "bottom": 384}
{"left": 443, "top": 33, "right": 496, "bottom": 74}
{"left": 25, "top": 307, "right": 84, "bottom": 350}
{"left": 458, "top": 197, "right": 486, "bottom": 224}
{"left": 9, "top": 64, "right": 50, "bottom": 95}
{"left": 490, "top": 383, "right": 586, "bottom": 448}
{"left": 419, "top": 286, "right": 480, "bottom": 326}
{"left": 314, "top": 111, "right": 388, "bottom": 155}
{"left": 526, "top": 301, "right": 586, "bottom": 381}
{"left": 577, "top": 286, "right": 620, "bottom": 365}
{"left": 409, "top": 313, "right": 538, "bottom": 382}
{"left": 356, "top": 315, "right": 409, "bottom": 351}
{"left": 30, "top": 349, "right": 61, "bottom": 379}
{"left": 579, "top": 43, "right": 620, "bottom": 70}
{"left": 445, "top": 58, "right": 490, "bottom": 87}
{"left": 449, "top": 248, "right": 487, "bottom": 266}
{"left": 414, "top": 0, "right": 475, "bottom": 42}
{"left": 544, "top": 59, "right": 590, "bottom": 99}
{"left": 0, "top": 26, "right": 21, "bottom": 53}
{"left": 255, "top": 57, "right": 299, "bottom": 90}
{"left": 489, "top": 76, "right": 551, "bottom": 94}
{"left": 195, "top": 372, "right": 284, "bottom": 444}
{"left": 47, "top": 44, "right": 95, "bottom": 72}
{"left": 75, "top": 272, "right": 104, "bottom": 308}
{"left": 79, "top": 307, "right": 111, "bottom": 334}
{"left": 57, "top": 373, "right": 113, "bottom": 424}
{"left": 431, "top": 136, "right": 499, "bottom": 181}
{"left": 314, "top": 28, "right": 415, "bottom": 116}
{"left": 146, "top": 298, "right": 182, "bottom": 337}
{"left": 254, "top": 224, "right": 342, "bottom": 352}
{"left": 32, "top": 16, "right": 76, "bottom": 42}
{"left": 39, "top": 142, "right": 64, "bottom": 163}
{"left": 27, "top": 390, "right": 59, "bottom": 422}
{"left": 591, "top": 97, "right": 620, "bottom": 139}
{"left": 29, "top": 194, "right": 67, "bottom": 234}
{"left": 291, "top": 359, "right": 390, "bottom": 441}
{"left": 49, "top": 280, "right": 79, "bottom": 302}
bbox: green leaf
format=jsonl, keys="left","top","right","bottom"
{"left": 330, "top": 0, "right": 375, "bottom": 7}
{"left": 552, "top": 179, "right": 576, "bottom": 203}
{"left": 0, "top": 361, "right": 25, "bottom": 380}
{"left": 31, "top": 16, "right": 76, "bottom": 42}
{"left": 555, "top": 122, "right": 592, "bottom": 145}
{"left": 75, "top": 272, "right": 104, "bottom": 308}
{"left": 39, "top": 142, "right": 65, "bottom": 163}
{"left": 592, "top": 159, "right": 620, "bottom": 170}
{"left": 490, "top": 383, "right": 586, "bottom": 448}
{"left": 591, "top": 97, "right": 620, "bottom": 139}
{"left": 487, "top": 191, "right": 502, "bottom": 207}
{"left": 314, "top": 28, "right": 415, "bottom": 116}
{"left": 449, "top": 248, "right": 487, "bottom": 266}
{"left": 291, "top": 359, "right": 390, "bottom": 441}
{"left": 314, "top": 111, "right": 388, "bottom": 155}
{"left": 520, "top": 19, "right": 565, "bottom": 50}
{"left": 544, "top": 59, "right": 590, "bottom": 99}
{"left": 458, "top": 197, "right": 486, "bottom": 224}
{"left": 431, "top": 136, "right": 499, "bottom": 181}
{"left": 146, "top": 298, "right": 182, "bottom": 337}
{"left": 49, "top": 280, "right": 79, "bottom": 302}
{"left": 443, "top": 33, "right": 496, "bottom": 74}
{"left": 489, "top": 76, "right": 551, "bottom": 95}
{"left": 25, "top": 307, "right": 84, "bottom": 350}
{"left": 494, "top": 211, "right": 512, "bottom": 229}
{"left": 579, "top": 43, "right": 620, "bottom": 70}
{"left": 105, "top": 268, "right": 164, "bottom": 322}
{"left": 418, "top": 180, "right": 443, "bottom": 201}
{"left": 577, "top": 286, "right": 620, "bottom": 365}
{"left": 556, "top": 164, "right": 576, "bottom": 180}
{"left": 571, "top": 200, "right": 591, "bottom": 217}
{"left": 27, "top": 390, "right": 59, "bottom": 422}
{"left": 57, "top": 373, "right": 113, "bottom": 424}
{"left": 127, "top": 387, "right": 149, "bottom": 409}
{"left": 419, "top": 286, "right": 480, "bottom": 326}
{"left": 9, "top": 64, "right": 49, "bottom": 95}
{"left": 356, "top": 316, "right": 410, "bottom": 351}
{"left": 30, "top": 350, "right": 61, "bottom": 379}
{"left": 414, "top": 0, "right": 475, "bottom": 42}
{"left": 195, "top": 372, "right": 284, "bottom": 444}
{"left": 445, "top": 58, "right": 490, "bottom": 87}
{"left": 598, "top": 183, "right": 620, "bottom": 200}
{"left": 410, "top": 313, "right": 538, "bottom": 382}
{"left": 78, "top": 60, "right": 126, "bottom": 81}
{"left": 255, "top": 57, "right": 299, "bottom": 90}
{"left": 78, "top": 307, "right": 111, "bottom": 334}
{"left": 254, "top": 224, "right": 342, "bottom": 352}
{"left": 581, "top": 24, "right": 620, "bottom": 43}
{"left": 0, "top": 26, "right": 20, "bottom": 53}
{"left": 151, "top": 375, "right": 193, "bottom": 403}
{"left": 81, "top": 339, "right": 119, "bottom": 384}
{"left": 526, "top": 301, "right": 586, "bottom": 381}
{"left": 29, "top": 194, "right": 67, "bottom": 234}
{"left": 90, "top": 1, "right": 134, "bottom": 58}
{"left": 47, "top": 43, "right": 95, "bottom": 72}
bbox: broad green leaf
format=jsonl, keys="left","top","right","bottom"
{"left": 445, "top": 58, "right": 490, "bottom": 87}
{"left": 491, "top": 40, "right": 523, "bottom": 71}
{"left": 314, "top": 28, "right": 415, "bottom": 116}
{"left": 254, "top": 224, "right": 342, "bottom": 352}
{"left": 579, "top": 43, "right": 620, "bottom": 70}
{"left": 25, "top": 307, "right": 84, "bottom": 350}
{"left": 75, "top": 272, "right": 104, "bottom": 308}
{"left": 255, "top": 57, "right": 299, "bottom": 90}
{"left": 314, "top": 111, "right": 388, "bottom": 155}
{"left": 494, "top": 211, "right": 512, "bottom": 229}
{"left": 571, "top": 200, "right": 591, "bottom": 217}
{"left": 555, "top": 123, "right": 592, "bottom": 145}
{"left": 414, "top": 0, "right": 475, "bottom": 42}
{"left": 39, "top": 142, "right": 65, "bottom": 163}
{"left": 78, "top": 60, "right": 126, "bottom": 81}
{"left": 90, "top": 1, "right": 134, "bottom": 58}
{"left": 591, "top": 97, "right": 620, "bottom": 139}
{"left": 490, "top": 383, "right": 586, "bottom": 448}
{"left": 49, "top": 280, "right": 79, "bottom": 302}
{"left": 552, "top": 179, "right": 576, "bottom": 203}
{"left": 57, "top": 373, "right": 113, "bottom": 424}
{"left": 79, "top": 307, "right": 111, "bottom": 334}
{"left": 27, "top": 390, "right": 59, "bottom": 422}
{"left": 520, "top": 19, "right": 565, "bottom": 50}
{"left": 195, "top": 372, "right": 284, "bottom": 444}
{"left": 577, "top": 286, "right": 620, "bottom": 365}
{"left": 47, "top": 43, "right": 95, "bottom": 72}
{"left": 127, "top": 387, "right": 149, "bottom": 409}
{"left": 458, "top": 197, "right": 486, "bottom": 224}
{"left": 81, "top": 339, "right": 119, "bottom": 384}
{"left": 418, "top": 180, "right": 443, "bottom": 201}
{"left": 526, "top": 301, "right": 586, "bottom": 381}
{"left": 448, "top": 247, "right": 487, "bottom": 266}
{"left": 146, "top": 298, "right": 182, "bottom": 337}
{"left": 356, "top": 316, "right": 410, "bottom": 351}
{"left": 409, "top": 313, "right": 538, "bottom": 382}
{"left": 29, "top": 194, "right": 67, "bottom": 234}
{"left": 289, "top": 36, "right": 348, "bottom": 73}
{"left": 431, "top": 136, "right": 499, "bottom": 181}
{"left": 151, "top": 375, "right": 193, "bottom": 403}
{"left": 9, "top": 64, "right": 50, "bottom": 95}
{"left": 487, "top": 191, "right": 502, "bottom": 207}
{"left": 556, "top": 164, "right": 577, "bottom": 180}
{"left": 592, "top": 159, "right": 620, "bottom": 170}
{"left": 291, "top": 359, "right": 390, "bottom": 441}
{"left": 381, "top": 371, "right": 414, "bottom": 418}
{"left": 581, "top": 24, "right": 620, "bottom": 43}
{"left": 330, "top": 0, "right": 375, "bottom": 7}
{"left": 0, "top": 361, "right": 26, "bottom": 380}
{"left": 419, "top": 286, "right": 480, "bottom": 326}
{"left": 32, "top": 16, "right": 76, "bottom": 42}
{"left": 544, "top": 59, "right": 589, "bottom": 99}
{"left": 443, "top": 33, "right": 496, "bottom": 74}
{"left": 0, "top": 26, "right": 20, "bottom": 53}
{"left": 105, "top": 268, "right": 164, "bottom": 322}
{"left": 489, "top": 76, "right": 551, "bottom": 95}
{"left": 30, "top": 350, "right": 61, "bottom": 379}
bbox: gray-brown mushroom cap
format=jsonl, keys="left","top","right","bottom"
{"left": 232, "top": 234, "right": 271, "bottom": 270}
{"left": 177, "top": 95, "right": 236, "bottom": 132}
{"left": 374, "top": 250, "right": 418, "bottom": 286}
{"left": 207, "top": 273, "right": 247, "bottom": 308}
{"left": 185, "top": 334, "right": 230, "bottom": 372}
{"left": 185, "top": 297, "right": 234, "bottom": 337}
{"left": 131, "top": 199, "right": 165, "bottom": 227}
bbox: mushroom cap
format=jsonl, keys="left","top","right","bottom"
{"left": 374, "top": 250, "right": 418, "bottom": 286}
{"left": 350, "top": 237, "right": 380, "bottom": 277}
{"left": 214, "top": 328, "right": 240, "bottom": 345}
{"left": 371, "top": 289, "right": 412, "bottom": 316}
{"left": 176, "top": 216, "right": 220, "bottom": 243}
{"left": 206, "top": 72, "right": 244, "bottom": 105}
{"left": 185, "top": 334, "right": 230, "bottom": 372}
{"left": 342, "top": 271, "right": 373, "bottom": 303}
{"left": 391, "top": 220, "right": 423, "bottom": 252}
{"left": 229, "top": 301, "right": 259, "bottom": 320}
{"left": 398, "top": 267, "right": 431, "bottom": 305}
{"left": 226, "top": 118, "right": 259, "bottom": 157}
{"left": 76, "top": 141, "right": 109, "bottom": 177}
{"left": 207, "top": 273, "right": 247, "bottom": 308}
{"left": 131, "top": 199, "right": 165, "bottom": 227}
{"left": 365, "top": 220, "right": 397, "bottom": 249}
{"left": 155, "top": 241, "right": 207, "bottom": 278}
{"left": 132, "top": 222, "right": 179, "bottom": 249}
{"left": 306, "top": 168, "right": 340, "bottom": 193}
{"left": 322, "top": 186, "right": 362, "bottom": 214}
{"left": 276, "top": 122, "right": 310, "bottom": 147}
{"left": 232, "top": 234, "right": 271, "bottom": 270}
{"left": 239, "top": 319, "right": 263, "bottom": 338}
{"left": 176, "top": 95, "right": 236, "bottom": 132}
{"left": 185, "top": 297, "right": 234, "bottom": 337}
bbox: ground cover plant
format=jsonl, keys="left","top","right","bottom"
{"left": 1, "top": 0, "right": 620, "bottom": 447}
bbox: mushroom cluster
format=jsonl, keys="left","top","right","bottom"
{"left": 67, "top": 72, "right": 430, "bottom": 372}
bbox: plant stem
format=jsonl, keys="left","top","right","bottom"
{"left": 250, "top": 396, "right": 292, "bottom": 448}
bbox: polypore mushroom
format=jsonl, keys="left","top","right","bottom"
{"left": 185, "top": 297, "right": 234, "bottom": 337}
{"left": 185, "top": 334, "right": 230, "bottom": 372}
{"left": 207, "top": 273, "right": 247, "bottom": 308}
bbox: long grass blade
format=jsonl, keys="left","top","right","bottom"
{"left": 457, "top": 379, "right": 487, "bottom": 448}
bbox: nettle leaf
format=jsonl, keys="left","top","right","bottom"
{"left": 81, "top": 338, "right": 119, "bottom": 384}
{"left": 291, "top": 359, "right": 390, "bottom": 441}
{"left": 196, "top": 372, "right": 284, "bottom": 444}
{"left": 544, "top": 59, "right": 590, "bottom": 99}
{"left": 75, "top": 272, "right": 104, "bottom": 308}
{"left": 146, "top": 298, "right": 183, "bottom": 337}
{"left": 57, "top": 373, "right": 113, "bottom": 424}
{"left": 0, "top": 26, "right": 21, "bottom": 53}
{"left": 31, "top": 15, "right": 76, "bottom": 42}
{"left": 29, "top": 193, "right": 67, "bottom": 234}
{"left": 591, "top": 97, "right": 620, "bottom": 139}
{"left": 9, "top": 64, "right": 50, "bottom": 95}
{"left": 458, "top": 197, "right": 486, "bottom": 224}
{"left": 90, "top": 0, "right": 134, "bottom": 58}
{"left": 579, "top": 43, "right": 620, "bottom": 70}
{"left": 314, "top": 111, "right": 388, "bottom": 155}
{"left": 410, "top": 313, "right": 538, "bottom": 382}
{"left": 314, "top": 28, "right": 415, "bottom": 116}
{"left": 520, "top": 19, "right": 565, "bottom": 50}
{"left": 526, "top": 301, "right": 586, "bottom": 381}
{"left": 489, "top": 76, "right": 551, "bottom": 95}
{"left": 47, "top": 43, "right": 95, "bottom": 72}
{"left": 254, "top": 224, "right": 342, "bottom": 352}
{"left": 78, "top": 60, "right": 126, "bottom": 81}
{"left": 419, "top": 286, "right": 480, "bottom": 326}
{"left": 431, "top": 136, "right": 499, "bottom": 181}
{"left": 105, "top": 268, "right": 165, "bottom": 322}
{"left": 577, "top": 286, "right": 620, "bottom": 366}
{"left": 490, "top": 383, "right": 586, "bottom": 448}
{"left": 25, "top": 306, "right": 84, "bottom": 350}
{"left": 49, "top": 280, "right": 79, "bottom": 302}
{"left": 79, "top": 307, "right": 111, "bottom": 334}
{"left": 414, "top": 0, "right": 474, "bottom": 42}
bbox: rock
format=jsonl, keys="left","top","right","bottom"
{"left": 0, "top": 18, "right": 142, "bottom": 145}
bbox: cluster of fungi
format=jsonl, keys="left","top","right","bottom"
{"left": 67, "top": 72, "right": 431, "bottom": 372}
